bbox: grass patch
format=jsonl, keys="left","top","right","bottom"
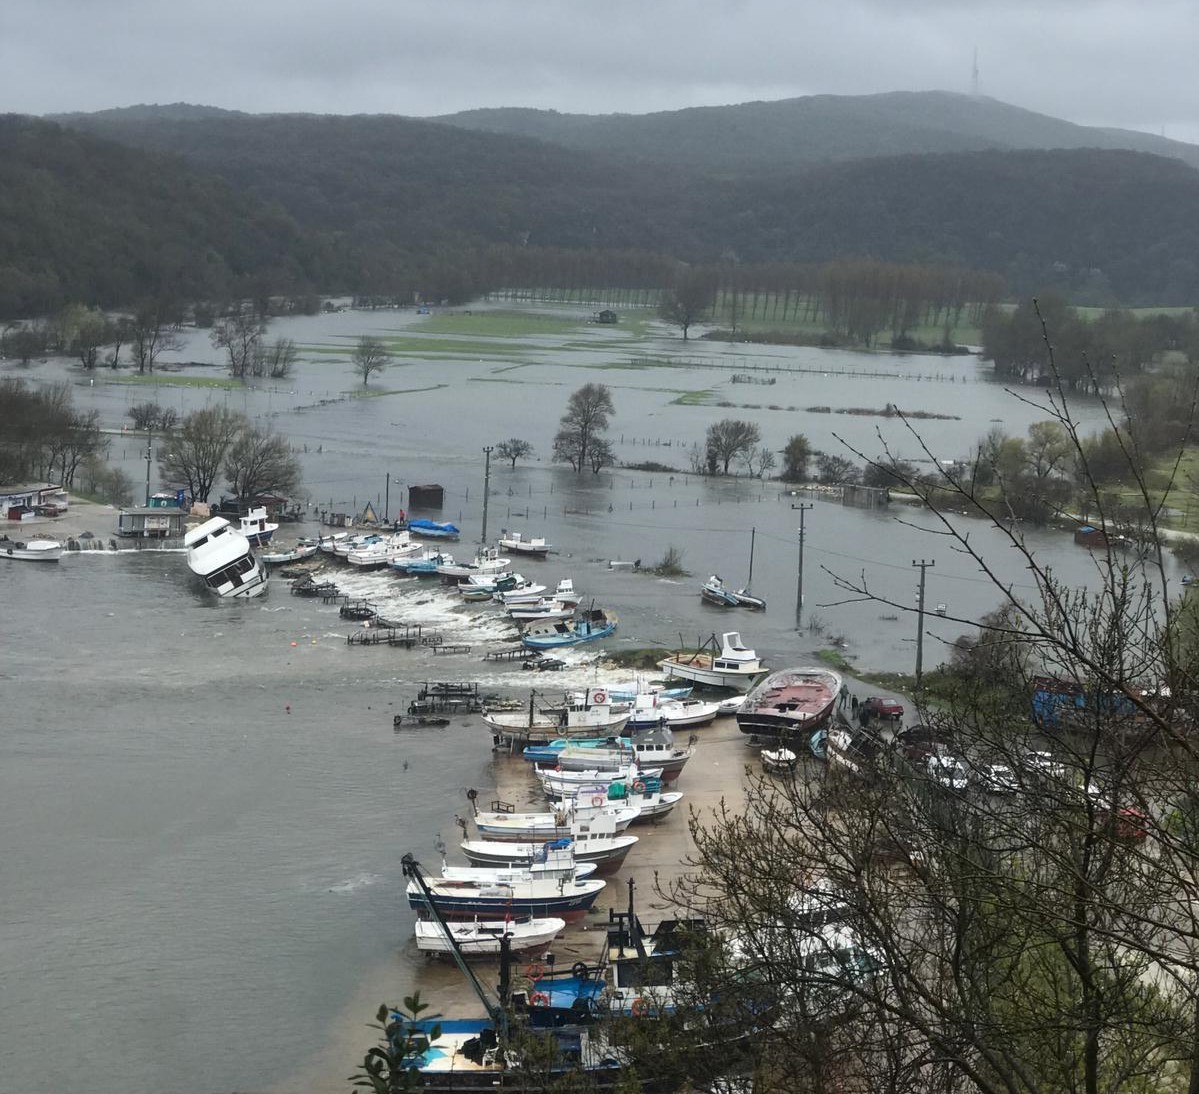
{"left": 602, "top": 647, "right": 671, "bottom": 670}
{"left": 671, "top": 390, "right": 716, "bottom": 405}
{"left": 410, "top": 310, "right": 583, "bottom": 338}
{"left": 815, "top": 648, "right": 855, "bottom": 673}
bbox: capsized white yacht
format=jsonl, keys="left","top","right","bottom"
{"left": 184, "top": 517, "right": 268, "bottom": 598}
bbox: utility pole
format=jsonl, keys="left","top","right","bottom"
{"left": 794, "top": 503, "right": 813, "bottom": 629}
{"left": 144, "top": 424, "right": 153, "bottom": 507}
{"left": 384, "top": 472, "right": 390, "bottom": 524}
{"left": 480, "top": 446, "right": 494, "bottom": 545}
{"left": 912, "top": 558, "right": 935, "bottom": 687}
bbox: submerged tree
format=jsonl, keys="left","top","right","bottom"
{"left": 224, "top": 425, "right": 302, "bottom": 502}
{"left": 705, "top": 418, "right": 762, "bottom": 475}
{"left": 158, "top": 406, "right": 246, "bottom": 503}
{"left": 659, "top": 268, "right": 717, "bottom": 340}
{"left": 553, "top": 383, "right": 614, "bottom": 474}
{"left": 351, "top": 336, "right": 391, "bottom": 387}
{"left": 495, "top": 438, "right": 534, "bottom": 468}
{"left": 211, "top": 310, "right": 266, "bottom": 379}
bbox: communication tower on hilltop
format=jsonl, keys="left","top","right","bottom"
{"left": 972, "top": 47, "right": 980, "bottom": 98}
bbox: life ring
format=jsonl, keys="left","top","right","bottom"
{"left": 632, "top": 780, "right": 647, "bottom": 793}
{"left": 591, "top": 794, "right": 605, "bottom": 807}
{"left": 529, "top": 991, "right": 551, "bottom": 1007}
{"left": 592, "top": 689, "right": 608, "bottom": 705}
{"left": 630, "top": 997, "right": 650, "bottom": 1017}
{"left": 524, "top": 962, "right": 544, "bottom": 981}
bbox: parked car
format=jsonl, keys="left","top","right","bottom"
{"left": 1022, "top": 750, "right": 1066, "bottom": 779}
{"left": 861, "top": 696, "right": 904, "bottom": 722}
{"left": 976, "top": 761, "right": 1019, "bottom": 794}
{"left": 926, "top": 752, "right": 969, "bottom": 791}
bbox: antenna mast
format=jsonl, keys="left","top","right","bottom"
{"left": 972, "top": 47, "right": 980, "bottom": 98}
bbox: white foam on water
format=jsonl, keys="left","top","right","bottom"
{"left": 327, "top": 872, "right": 384, "bottom": 894}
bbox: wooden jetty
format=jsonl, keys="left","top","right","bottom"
{"left": 339, "top": 600, "right": 377, "bottom": 621}
{"left": 483, "top": 647, "right": 541, "bottom": 663}
{"left": 408, "top": 682, "right": 486, "bottom": 714}
{"left": 291, "top": 579, "right": 341, "bottom": 598}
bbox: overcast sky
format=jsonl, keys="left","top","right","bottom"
{"left": 5, "top": 0, "right": 1198, "bottom": 143}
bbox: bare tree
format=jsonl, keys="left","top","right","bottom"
{"left": 553, "top": 383, "right": 615, "bottom": 474}
{"left": 127, "top": 402, "right": 177, "bottom": 432}
{"left": 130, "top": 298, "right": 183, "bottom": 374}
{"left": 495, "top": 438, "right": 534, "bottom": 468}
{"left": 254, "top": 338, "right": 299, "bottom": 379}
{"left": 159, "top": 406, "right": 246, "bottom": 503}
{"left": 224, "top": 425, "right": 302, "bottom": 502}
{"left": 351, "top": 336, "right": 391, "bottom": 387}
{"left": 659, "top": 268, "right": 717, "bottom": 340}
{"left": 705, "top": 418, "right": 762, "bottom": 474}
{"left": 211, "top": 311, "right": 266, "bottom": 379}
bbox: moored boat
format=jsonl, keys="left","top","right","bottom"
{"left": 507, "top": 599, "right": 575, "bottom": 623}
{"left": 237, "top": 505, "right": 279, "bottom": 546}
{"left": 658, "top": 631, "right": 767, "bottom": 692}
{"left": 498, "top": 531, "right": 553, "bottom": 557}
{"left": 483, "top": 690, "right": 632, "bottom": 741}
{"left": 183, "top": 516, "right": 268, "bottom": 598}
{"left": 537, "top": 763, "right": 664, "bottom": 796}
{"left": 461, "top": 826, "right": 638, "bottom": 876}
{"left": 658, "top": 697, "right": 722, "bottom": 728}
{"left": 405, "top": 872, "right": 606, "bottom": 922}
{"left": 389, "top": 549, "right": 456, "bottom": 575}
{"left": 736, "top": 666, "right": 842, "bottom": 741}
{"left": 548, "top": 775, "right": 683, "bottom": 822}
{"left": 259, "top": 538, "right": 319, "bottom": 565}
{"left": 0, "top": 535, "right": 64, "bottom": 561}
{"left": 413, "top": 916, "right": 566, "bottom": 958}
{"left": 472, "top": 803, "right": 641, "bottom": 841}
{"left": 437, "top": 549, "right": 511, "bottom": 579}
{"left": 346, "top": 532, "right": 422, "bottom": 568}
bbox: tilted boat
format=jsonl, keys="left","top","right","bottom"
{"left": 414, "top": 916, "right": 566, "bottom": 958}
{"left": 736, "top": 666, "right": 842, "bottom": 741}
{"left": 658, "top": 631, "right": 767, "bottom": 692}
{"left": 0, "top": 535, "right": 63, "bottom": 561}
{"left": 761, "top": 746, "right": 799, "bottom": 773}
{"left": 498, "top": 531, "right": 553, "bottom": 558}
{"left": 237, "top": 505, "right": 278, "bottom": 546}
{"left": 700, "top": 574, "right": 740, "bottom": 607}
{"left": 521, "top": 608, "right": 617, "bottom": 649}
{"left": 184, "top": 516, "right": 268, "bottom": 598}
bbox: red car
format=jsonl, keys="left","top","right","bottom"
{"left": 861, "top": 696, "right": 904, "bottom": 721}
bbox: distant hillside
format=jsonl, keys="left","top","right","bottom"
{"left": 0, "top": 114, "right": 333, "bottom": 317}
{"left": 17, "top": 102, "right": 1199, "bottom": 312}
{"left": 435, "top": 91, "right": 1199, "bottom": 175}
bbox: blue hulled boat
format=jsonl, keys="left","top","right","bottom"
{"left": 521, "top": 608, "right": 618, "bottom": 649}
{"left": 408, "top": 518, "right": 461, "bottom": 541}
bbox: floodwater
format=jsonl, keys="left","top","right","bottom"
{"left": 0, "top": 303, "right": 1174, "bottom": 1094}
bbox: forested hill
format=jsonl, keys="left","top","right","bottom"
{"left": 0, "top": 115, "right": 331, "bottom": 316}
{"left": 8, "top": 105, "right": 1199, "bottom": 316}
{"left": 435, "top": 91, "right": 1199, "bottom": 175}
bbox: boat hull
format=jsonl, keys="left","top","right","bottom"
{"left": 0, "top": 539, "right": 63, "bottom": 560}
{"left": 461, "top": 839, "right": 635, "bottom": 876}
{"left": 736, "top": 666, "right": 841, "bottom": 741}
{"left": 407, "top": 885, "right": 603, "bottom": 923}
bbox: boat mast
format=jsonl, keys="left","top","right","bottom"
{"left": 401, "top": 853, "right": 508, "bottom": 1037}
{"left": 747, "top": 526, "right": 756, "bottom": 588}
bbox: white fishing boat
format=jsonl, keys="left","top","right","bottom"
{"left": 537, "top": 763, "right": 664, "bottom": 797}
{"left": 345, "top": 532, "right": 422, "bottom": 568}
{"left": 0, "top": 535, "right": 64, "bottom": 561}
{"left": 483, "top": 689, "right": 632, "bottom": 740}
{"left": 462, "top": 817, "right": 638, "bottom": 875}
{"left": 318, "top": 531, "right": 350, "bottom": 554}
{"left": 498, "top": 531, "right": 553, "bottom": 558}
{"left": 258, "top": 539, "right": 319, "bottom": 565}
{"left": 439, "top": 849, "right": 597, "bottom": 883}
{"left": 658, "top": 631, "right": 767, "bottom": 692}
{"left": 658, "top": 697, "right": 722, "bottom": 728}
{"left": 334, "top": 532, "right": 382, "bottom": 558}
{"left": 507, "top": 599, "right": 576, "bottom": 623}
{"left": 547, "top": 774, "right": 683, "bottom": 822}
{"left": 437, "top": 549, "right": 511, "bottom": 579}
{"left": 183, "top": 516, "right": 268, "bottom": 598}
{"left": 473, "top": 803, "right": 642, "bottom": 841}
{"left": 413, "top": 916, "right": 566, "bottom": 957}
{"left": 491, "top": 578, "right": 547, "bottom": 602}
{"left": 237, "top": 505, "right": 279, "bottom": 546}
